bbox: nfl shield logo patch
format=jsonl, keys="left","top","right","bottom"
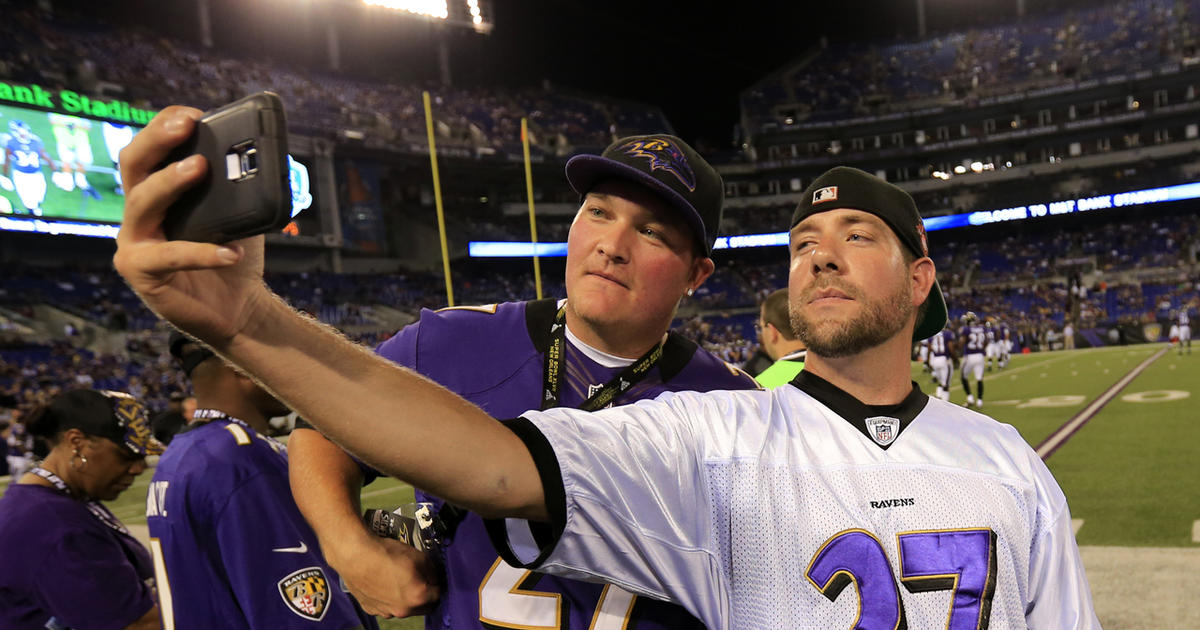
{"left": 279, "top": 567, "right": 330, "bottom": 621}
{"left": 864, "top": 416, "right": 900, "bottom": 447}
{"left": 812, "top": 186, "right": 838, "bottom": 204}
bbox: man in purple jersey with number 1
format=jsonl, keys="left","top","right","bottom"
{"left": 287, "top": 133, "right": 759, "bottom": 628}
{"left": 146, "top": 333, "right": 376, "bottom": 629}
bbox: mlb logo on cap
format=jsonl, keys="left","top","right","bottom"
{"left": 813, "top": 186, "right": 838, "bottom": 204}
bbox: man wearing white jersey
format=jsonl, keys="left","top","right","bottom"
{"left": 1178, "top": 307, "right": 1192, "bottom": 355}
{"left": 114, "top": 107, "right": 1099, "bottom": 630}
{"left": 985, "top": 319, "right": 999, "bottom": 370}
{"left": 926, "top": 323, "right": 956, "bottom": 400}
{"left": 998, "top": 318, "right": 1013, "bottom": 368}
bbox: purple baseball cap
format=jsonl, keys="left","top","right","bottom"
{"left": 565, "top": 134, "right": 724, "bottom": 255}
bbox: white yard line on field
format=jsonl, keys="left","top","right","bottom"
{"left": 1035, "top": 347, "right": 1168, "bottom": 460}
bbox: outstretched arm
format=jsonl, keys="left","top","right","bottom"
{"left": 114, "top": 106, "right": 546, "bottom": 521}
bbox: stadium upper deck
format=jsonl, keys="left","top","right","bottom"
{"left": 742, "top": 0, "right": 1200, "bottom": 132}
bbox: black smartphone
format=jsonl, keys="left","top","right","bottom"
{"left": 161, "top": 92, "right": 291, "bottom": 243}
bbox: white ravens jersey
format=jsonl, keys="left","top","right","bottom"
{"left": 492, "top": 372, "right": 1098, "bottom": 630}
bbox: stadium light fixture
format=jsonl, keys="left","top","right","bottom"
{"left": 363, "top": 0, "right": 449, "bottom": 19}
{"left": 358, "top": 0, "right": 493, "bottom": 33}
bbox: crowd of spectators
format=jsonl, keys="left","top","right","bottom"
{"left": 965, "top": 212, "right": 1198, "bottom": 284}
{"left": 0, "top": 2, "right": 670, "bottom": 157}
{"left": 744, "top": 0, "right": 1200, "bottom": 129}
{"left": 942, "top": 274, "right": 1197, "bottom": 351}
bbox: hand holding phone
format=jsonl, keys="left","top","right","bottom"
{"left": 161, "top": 92, "right": 291, "bottom": 243}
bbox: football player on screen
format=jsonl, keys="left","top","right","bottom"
{"left": 48, "top": 113, "right": 102, "bottom": 200}
{"left": 2, "top": 120, "right": 58, "bottom": 216}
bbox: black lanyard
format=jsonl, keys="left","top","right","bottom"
{"left": 540, "top": 305, "right": 665, "bottom": 411}
{"left": 29, "top": 467, "right": 130, "bottom": 535}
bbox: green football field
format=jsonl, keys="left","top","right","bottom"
{"left": 0, "top": 102, "right": 129, "bottom": 223}
{"left": 911, "top": 343, "right": 1200, "bottom": 548}
{"left": 3, "top": 342, "right": 1196, "bottom": 628}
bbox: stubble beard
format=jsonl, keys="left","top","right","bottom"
{"left": 791, "top": 278, "right": 913, "bottom": 359}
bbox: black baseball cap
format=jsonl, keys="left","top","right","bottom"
{"left": 790, "top": 166, "right": 948, "bottom": 341}
{"left": 39, "top": 389, "right": 164, "bottom": 456}
{"left": 565, "top": 134, "right": 723, "bottom": 256}
{"left": 169, "top": 330, "right": 216, "bottom": 377}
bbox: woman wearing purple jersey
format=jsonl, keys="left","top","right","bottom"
{"left": 0, "top": 389, "right": 163, "bottom": 630}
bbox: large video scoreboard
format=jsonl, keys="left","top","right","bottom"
{"left": 0, "top": 80, "right": 314, "bottom": 240}
{"left": 0, "top": 83, "right": 148, "bottom": 232}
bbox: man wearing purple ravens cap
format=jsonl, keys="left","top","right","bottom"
{"left": 286, "top": 132, "right": 757, "bottom": 627}
{"left": 564, "top": 135, "right": 724, "bottom": 257}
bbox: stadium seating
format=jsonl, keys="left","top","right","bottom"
{"left": 743, "top": 0, "right": 1200, "bottom": 131}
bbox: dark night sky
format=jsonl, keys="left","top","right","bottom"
{"left": 436, "top": 0, "right": 1092, "bottom": 147}
{"left": 463, "top": 0, "right": 917, "bottom": 147}
{"left": 101, "top": 0, "right": 1097, "bottom": 147}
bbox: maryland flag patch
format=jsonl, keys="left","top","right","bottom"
{"left": 278, "top": 567, "right": 330, "bottom": 621}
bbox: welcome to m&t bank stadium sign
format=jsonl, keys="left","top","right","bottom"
{"left": 0, "top": 81, "right": 158, "bottom": 125}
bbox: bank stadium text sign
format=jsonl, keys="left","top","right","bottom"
{"left": 929, "top": 182, "right": 1200, "bottom": 230}
{"left": 0, "top": 81, "right": 157, "bottom": 125}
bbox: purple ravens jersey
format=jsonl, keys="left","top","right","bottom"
{"left": 929, "top": 329, "right": 954, "bottom": 358}
{"left": 6, "top": 136, "right": 45, "bottom": 174}
{"left": 0, "top": 484, "right": 156, "bottom": 629}
{"left": 959, "top": 324, "right": 987, "bottom": 355}
{"left": 373, "top": 299, "right": 759, "bottom": 630}
{"left": 147, "top": 418, "right": 376, "bottom": 629}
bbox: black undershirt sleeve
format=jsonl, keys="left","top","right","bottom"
{"left": 482, "top": 416, "right": 567, "bottom": 568}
